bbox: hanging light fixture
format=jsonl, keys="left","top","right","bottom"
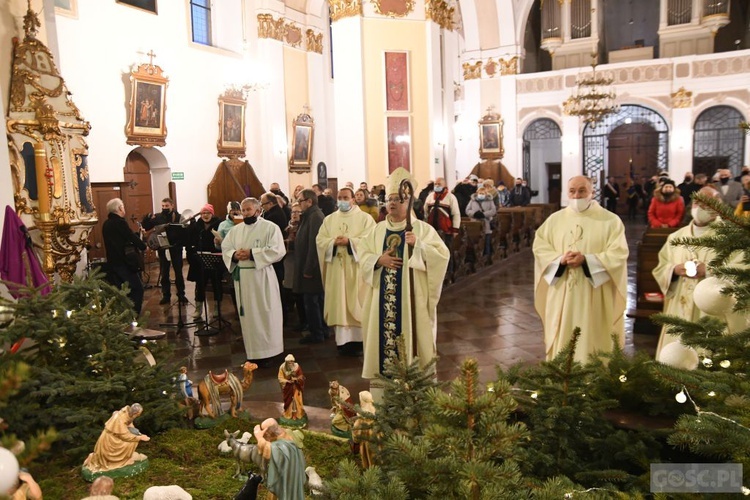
{"left": 563, "top": 53, "right": 619, "bottom": 127}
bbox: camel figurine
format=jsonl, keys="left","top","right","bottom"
{"left": 198, "top": 361, "right": 258, "bottom": 418}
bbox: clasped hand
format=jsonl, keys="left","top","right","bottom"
{"left": 561, "top": 251, "right": 585, "bottom": 268}
{"left": 334, "top": 236, "right": 349, "bottom": 246}
{"left": 235, "top": 249, "right": 251, "bottom": 261}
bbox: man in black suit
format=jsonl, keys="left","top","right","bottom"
{"left": 141, "top": 197, "right": 187, "bottom": 305}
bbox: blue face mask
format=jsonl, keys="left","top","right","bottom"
{"left": 434, "top": 186, "right": 444, "bottom": 193}
{"left": 477, "top": 195, "right": 487, "bottom": 201}
{"left": 337, "top": 200, "right": 352, "bottom": 212}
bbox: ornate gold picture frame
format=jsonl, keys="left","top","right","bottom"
{"left": 290, "top": 112, "right": 314, "bottom": 173}
{"left": 125, "top": 63, "right": 168, "bottom": 147}
{"left": 217, "top": 90, "right": 246, "bottom": 159}
{"left": 478, "top": 112, "right": 504, "bottom": 160}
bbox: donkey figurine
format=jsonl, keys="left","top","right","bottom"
{"left": 224, "top": 429, "right": 264, "bottom": 478}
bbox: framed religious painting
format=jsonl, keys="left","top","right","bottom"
{"left": 116, "top": 0, "right": 157, "bottom": 14}
{"left": 125, "top": 63, "right": 168, "bottom": 147}
{"left": 217, "top": 90, "right": 246, "bottom": 159}
{"left": 478, "top": 111, "right": 504, "bottom": 160}
{"left": 290, "top": 111, "right": 314, "bottom": 172}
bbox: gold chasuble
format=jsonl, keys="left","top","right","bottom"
{"left": 315, "top": 205, "right": 376, "bottom": 345}
{"left": 358, "top": 217, "right": 449, "bottom": 379}
{"left": 533, "top": 202, "right": 628, "bottom": 362}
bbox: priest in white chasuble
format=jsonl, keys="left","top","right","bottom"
{"left": 653, "top": 186, "right": 724, "bottom": 360}
{"left": 222, "top": 197, "right": 286, "bottom": 363}
{"left": 533, "top": 176, "right": 629, "bottom": 363}
{"left": 315, "top": 187, "right": 376, "bottom": 355}
{"left": 358, "top": 168, "right": 450, "bottom": 392}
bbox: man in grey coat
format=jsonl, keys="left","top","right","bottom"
{"left": 293, "top": 189, "right": 327, "bottom": 344}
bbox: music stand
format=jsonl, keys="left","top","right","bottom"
{"left": 158, "top": 224, "right": 199, "bottom": 333}
{"left": 194, "top": 252, "right": 231, "bottom": 336}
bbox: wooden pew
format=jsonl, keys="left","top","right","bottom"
{"left": 629, "top": 226, "right": 680, "bottom": 334}
{"left": 493, "top": 210, "right": 513, "bottom": 258}
{"left": 460, "top": 218, "right": 489, "bottom": 271}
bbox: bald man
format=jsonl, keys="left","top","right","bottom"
{"left": 653, "top": 185, "right": 726, "bottom": 361}
{"left": 533, "top": 176, "right": 629, "bottom": 362}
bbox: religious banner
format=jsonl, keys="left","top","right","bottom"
{"left": 385, "top": 52, "right": 409, "bottom": 111}
{"left": 387, "top": 116, "right": 411, "bottom": 173}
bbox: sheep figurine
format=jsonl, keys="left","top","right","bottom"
{"left": 142, "top": 485, "right": 192, "bottom": 500}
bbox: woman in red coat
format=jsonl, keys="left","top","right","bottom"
{"left": 648, "top": 179, "right": 685, "bottom": 228}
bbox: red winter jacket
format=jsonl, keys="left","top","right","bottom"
{"left": 648, "top": 189, "right": 685, "bottom": 228}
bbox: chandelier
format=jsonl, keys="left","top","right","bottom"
{"left": 563, "top": 54, "right": 619, "bottom": 127}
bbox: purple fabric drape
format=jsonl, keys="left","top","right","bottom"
{"left": 0, "top": 205, "right": 50, "bottom": 298}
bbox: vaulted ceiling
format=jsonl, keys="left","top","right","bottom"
{"left": 291, "top": 0, "right": 537, "bottom": 52}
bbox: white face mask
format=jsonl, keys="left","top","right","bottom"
{"left": 691, "top": 206, "right": 715, "bottom": 225}
{"left": 569, "top": 198, "right": 592, "bottom": 213}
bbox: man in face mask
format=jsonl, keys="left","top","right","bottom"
{"left": 714, "top": 169, "right": 743, "bottom": 209}
{"left": 532, "top": 175, "right": 629, "bottom": 362}
{"left": 269, "top": 182, "right": 291, "bottom": 219}
{"left": 425, "top": 177, "right": 461, "bottom": 279}
{"left": 648, "top": 179, "right": 685, "bottom": 228}
{"left": 221, "top": 197, "right": 286, "bottom": 367}
{"left": 315, "top": 187, "right": 376, "bottom": 356}
{"left": 261, "top": 192, "right": 290, "bottom": 294}
{"left": 293, "top": 190, "right": 328, "bottom": 344}
{"left": 509, "top": 178, "right": 531, "bottom": 206}
{"left": 141, "top": 197, "right": 187, "bottom": 305}
{"left": 652, "top": 185, "right": 727, "bottom": 362}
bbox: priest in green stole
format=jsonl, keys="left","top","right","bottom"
{"left": 358, "top": 168, "right": 450, "bottom": 397}
{"left": 533, "top": 176, "right": 629, "bottom": 362}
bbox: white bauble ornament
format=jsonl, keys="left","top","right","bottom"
{"left": 693, "top": 277, "right": 735, "bottom": 317}
{"left": 0, "top": 447, "right": 19, "bottom": 494}
{"left": 657, "top": 341, "right": 699, "bottom": 370}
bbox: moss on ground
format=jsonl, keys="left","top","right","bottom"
{"left": 37, "top": 418, "right": 351, "bottom": 499}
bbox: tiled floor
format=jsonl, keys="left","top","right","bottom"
{"left": 140, "top": 218, "right": 657, "bottom": 421}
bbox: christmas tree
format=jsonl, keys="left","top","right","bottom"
{"left": 0, "top": 272, "right": 183, "bottom": 462}
{"left": 649, "top": 193, "right": 750, "bottom": 470}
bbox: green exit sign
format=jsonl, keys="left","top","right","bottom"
{"left": 171, "top": 172, "right": 185, "bottom": 181}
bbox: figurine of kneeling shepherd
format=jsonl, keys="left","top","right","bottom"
{"left": 82, "top": 403, "right": 150, "bottom": 481}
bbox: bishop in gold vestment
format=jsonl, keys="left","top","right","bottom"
{"left": 533, "top": 176, "right": 629, "bottom": 362}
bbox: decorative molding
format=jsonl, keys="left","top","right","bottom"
{"left": 692, "top": 55, "right": 750, "bottom": 78}
{"left": 306, "top": 29, "right": 323, "bottom": 54}
{"left": 258, "top": 13, "right": 286, "bottom": 42}
{"left": 612, "top": 64, "right": 672, "bottom": 84}
{"left": 499, "top": 56, "right": 519, "bottom": 76}
{"left": 462, "top": 61, "right": 482, "bottom": 80}
{"left": 516, "top": 75, "right": 563, "bottom": 93}
{"left": 425, "top": 0, "right": 455, "bottom": 31}
{"left": 328, "top": 0, "right": 362, "bottom": 21}
{"left": 485, "top": 58, "right": 498, "bottom": 78}
{"left": 670, "top": 87, "right": 693, "bottom": 108}
{"left": 285, "top": 23, "right": 303, "bottom": 48}
{"left": 371, "top": 0, "right": 415, "bottom": 18}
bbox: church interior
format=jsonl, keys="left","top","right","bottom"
{"left": 1, "top": 0, "right": 749, "bottom": 497}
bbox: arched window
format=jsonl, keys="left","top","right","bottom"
{"left": 582, "top": 105, "right": 669, "bottom": 199}
{"left": 692, "top": 106, "right": 746, "bottom": 176}
{"left": 523, "top": 119, "right": 562, "bottom": 203}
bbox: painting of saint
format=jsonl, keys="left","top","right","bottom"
{"left": 481, "top": 124, "right": 499, "bottom": 151}
{"left": 293, "top": 126, "right": 311, "bottom": 163}
{"left": 134, "top": 82, "right": 162, "bottom": 130}
{"left": 222, "top": 104, "right": 243, "bottom": 144}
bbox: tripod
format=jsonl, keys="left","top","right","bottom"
{"left": 194, "top": 252, "right": 231, "bottom": 336}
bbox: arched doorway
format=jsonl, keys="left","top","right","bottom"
{"left": 693, "top": 105, "right": 746, "bottom": 177}
{"left": 583, "top": 104, "right": 669, "bottom": 200}
{"left": 522, "top": 118, "right": 562, "bottom": 204}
